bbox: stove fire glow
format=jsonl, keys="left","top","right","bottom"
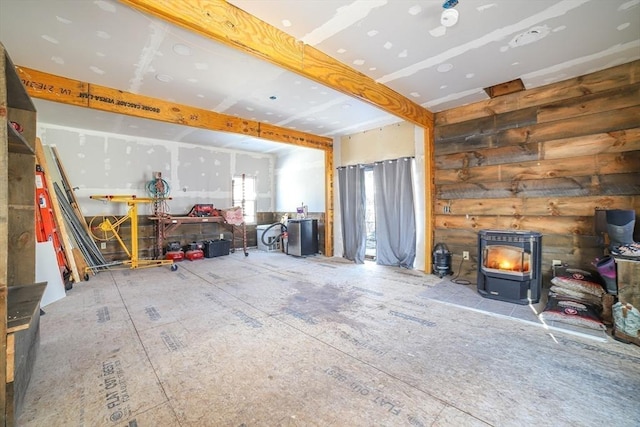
{"left": 483, "top": 245, "right": 531, "bottom": 274}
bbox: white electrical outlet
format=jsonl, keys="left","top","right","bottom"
{"left": 463, "top": 251, "right": 469, "bottom": 260}
{"left": 101, "top": 242, "right": 106, "bottom": 250}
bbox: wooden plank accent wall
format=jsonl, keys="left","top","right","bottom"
{"left": 433, "top": 60, "right": 640, "bottom": 280}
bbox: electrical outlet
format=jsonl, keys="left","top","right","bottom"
{"left": 462, "top": 251, "right": 469, "bottom": 260}
{"left": 100, "top": 242, "right": 106, "bottom": 250}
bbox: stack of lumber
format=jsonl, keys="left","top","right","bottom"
{"left": 34, "top": 138, "right": 108, "bottom": 284}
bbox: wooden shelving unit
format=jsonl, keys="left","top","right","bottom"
{"left": 1, "top": 42, "right": 45, "bottom": 426}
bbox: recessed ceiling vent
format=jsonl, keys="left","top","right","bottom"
{"left": 484, "top": 78, "right": 525, "bottom": 98}
{"left": 509, "top": 26, "right": 550, "bottom": 48}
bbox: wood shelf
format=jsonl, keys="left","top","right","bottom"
{"left": 150, "top": 215, "right": 225, "bottom": 235}
{"left": 4, "top": 51, "right": 35, "bottom": 112}
{"left": 2, "top": 41, "right": 39, "bottom": 426}
{"left": 7, "top": 123, "right": 33, "bottom": 155}
{"left": 150, "top": 215, "right": 247, "bottom": 256}
{"left": 7, "top": 283, "right": 47, "bottom": 334}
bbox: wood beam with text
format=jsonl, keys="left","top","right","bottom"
{"left": 119, "top": 0, "right": 434, "bottom": 128}
{"left": 16, "top": 66, "right": 332, "bottom": 150}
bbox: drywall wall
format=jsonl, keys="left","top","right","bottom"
{"left": 413, "top": 126, "right": 426, "bottom": 272}
{"left": 275, "top": 146, "right": 325, "bottom": 212}
{"left": 37, "top": 124, "right": 275, "bottom": 217}
{"left": 340, "top": 121, "right": 415, "bottom": 165}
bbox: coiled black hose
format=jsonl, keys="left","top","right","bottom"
{"left": 260, "top": 222, "right": 288, "bottom": 248}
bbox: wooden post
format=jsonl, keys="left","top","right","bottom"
{"left": 324, "top": 147, "right": 334, "bottom": 257}
{"left": 424, "top": 127, "right": 434, "bottom": 273}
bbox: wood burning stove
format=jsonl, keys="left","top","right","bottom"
{"left": 477, "top": 230, "right": 542, "bottom": 305}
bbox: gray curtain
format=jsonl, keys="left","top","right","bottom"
{"left": 374, "top": 157, "right": 416, "bottom": 268}
{"left": 338, "top": 165, "right": 366, "bottom": 264}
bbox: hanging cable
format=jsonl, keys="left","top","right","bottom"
{"left": 146, "top": 174, "right": 171, "bottom": 219}
{"left": 146, "top": 178, "right": 170, "bottom": 198}
{"left": 451, "top": 257, "right": 472, "bottom": 286}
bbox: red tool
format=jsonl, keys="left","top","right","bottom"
{"left": 186, "top": 204, "right": 218, "bottom": 217}
{"left": 35, "top": 166, "right": 70, "bottom": 282}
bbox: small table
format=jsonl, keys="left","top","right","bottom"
{"left": 612, "top": 256, "right": 640, "bottom": 345}
{"left": 614, "top": 256, "right": 640, "bottom": 308}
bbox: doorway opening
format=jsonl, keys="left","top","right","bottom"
{"left": 364, "top": 167, "right": 376, "bottom": 259}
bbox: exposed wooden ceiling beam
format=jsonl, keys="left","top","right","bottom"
{"left": 16, "top": 66, "right": 332, "bottom": 150}
{"left": 119, "top": 0, "right": 434, "bottom": 128}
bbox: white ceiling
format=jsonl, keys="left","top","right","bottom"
{"left": 1, "top": 0, "right": 639, "bottom": 154}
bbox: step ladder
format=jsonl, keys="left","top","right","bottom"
{"left": 35, "top": 165, "right": 70, "bottom": 286}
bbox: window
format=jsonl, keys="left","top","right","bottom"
{"left": 364, "top": 167, "right": 376, "bottom": 259}
{"left": 232, "top": 175, "right": 256, "bottom": 224}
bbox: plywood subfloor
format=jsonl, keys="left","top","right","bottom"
{"left": 17, "top": 250, "right": 640, "bottom": 426}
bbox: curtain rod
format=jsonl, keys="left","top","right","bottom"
{"left": 336, "top": 156, "right": 415, "bottom": 169}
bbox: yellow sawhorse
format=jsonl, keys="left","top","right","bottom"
{"left": 89, "top": 195, "right": 177, "bottom": 274}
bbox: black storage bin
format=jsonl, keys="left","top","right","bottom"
{"left": 204, "top": 239, "right": 231, "bottom": 258}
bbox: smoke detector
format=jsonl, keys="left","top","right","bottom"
{"left": 440, "top": 0, "right": 459, "bottom": 28}
{"left": 441, "top": 8, "right": 459, "bottom": 27}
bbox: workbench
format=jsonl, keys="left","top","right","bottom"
{"left": 150, "top": 215, "right": 248, "bottom": 257}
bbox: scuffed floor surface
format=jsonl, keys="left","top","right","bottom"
{"left": 18, "top": 250, "right": 640, "bottom": 426}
